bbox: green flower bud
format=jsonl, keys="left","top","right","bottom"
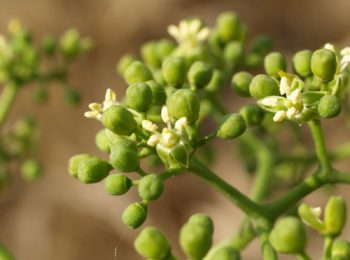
{"left": 250, "top": 35, "right": 272, "bottom": 55}
{"left": 156, "top": 39, "right": 175, "bottom": 61}
{"left": 41, "top": 36, "right": 56, "bottom": 55}
{"left": 292, "top": 50, "right": 312, "bottom": 78}
{"left": 0, "top": 243, "right": 14, "bottom": 260}
{"left": 231, "top": 71, "right": 253, "bottom": 97}
{"left": 20, "top": 159, "right": 41, "bottom": 181}
{"left": 162, "top": 56, "right": 187, "bottom": 87}
{"left": 264, "top": 52, "right": 287, "bottom": 78}
{"left": 152, "top": 68, "right": 167, "bottom": 85}
{"left": 116, "top": 54, "right": 137, "bottom": 76}
{"left": 180, "top": 214, "right": 214, "bottom": 259}
{"left": 33, "top": 85, "right": 48, "bottom": 104}
{"left": 68, "top": 154, "right": 93, "bottom": 178}
{"left": 141, "top": 41, "right": 161, "bottom": 68}
{"left": 167, "top": 89, "right": 200, "bottom": 123}
{"left": 126, "top": 82, "right": 153, "bottom": 112}
{"left": 249, "top": 74, "right": 279, "bottom": 100}
{"left": 188, "top": 213, "right": 214, "bottom": 233}
{"left": 63, "top": 87, "right": 81, "bottom": 106}
{"left": 77, "top": 156, "right": 111, "bottom": 183}
{"left": 240, "top": 105, "right": 264, "bottom": 127}
{"left": 217, "top": 113, "right": 246, "bottom": 139}
{"left": 95, "top": 129, "right": 110, "bottom": 153}
{"left": 332, "top": 240, "right": 350, "bottom": 260}
{"left": 138, "top": 174, "right": 164, "bottom": 201}
{"left": 59, "top": 28, "right": 80, "bottom": 58}
{"left": 244, "top": 53, "right": 263, "bottom": 69}
{"left": 169, "top": 142, "right": 191, "bottom": 168}
{"left": 269, "top": 217, "right": 307, "bottom": 254}
{"left": 208, "top": 246, "right": 240, "bottom": 260}
{"left": 134, "top": 227, "right": 170, "bottom": 259}
{"left": 317, "top": 95, "right": 342, "bottom": 119}
{"left": 13, "top": 117, "right": 36, "bottom": 138}
{"left": 104, "top": 173, "right": 132, "bottom": 195}
{"left": 205, "top": 70, "right": 225, "bottom": 93}
{"left": 323, "top": 196, "right": 347, "bottom": 237}
{"left": 311, "top": 48, "right": 337, "bottom": 83}
{"left": 122, "top": 201, "right": 148, "bottom": 229}
{"left": 147, "top": 80, "right": 166, "bottom": 105}
{"left": 217, "top": 12, "right": 240, "bottom": 43}
{"left": 124, "top": 61, "right": 153, "bottom": 84}
{"left": 102, "top": 105, "right": 137, "bottom": 136}
{"left": 109, "top": 139, "right": 139, "bottom": 172}
{"left": 224, "top": 41, "right": 244, "bottom": 67}
{"left": 188, "top": 61, "right": 213, "bottom": 89}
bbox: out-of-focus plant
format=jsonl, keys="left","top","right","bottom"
{"left": 69, "top": 11, "right": 350, "bottom": 259}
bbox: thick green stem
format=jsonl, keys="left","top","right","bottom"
{"left": 308, "top": 120, "right": 332, "bottom": 172}
{"left": 189, "top": 157, "right": 267, "bottom": 218}
{"left": 0, "top": 83, "right": 18, "bottom": 129}
{"left": 259, "top": 232, "right": 278, "bottom": 260}
{"left": 323, "top": 236, "right": 333, "bottom": 260}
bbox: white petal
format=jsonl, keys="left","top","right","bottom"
{"left": 84, "top": 111, "right": 100, "bottom": 119}
{"left": 324, "top": 43, "right": 335, "bottom": 52}
{"left": 280, "top": 77, "right": 290, "bottom": 95}
{"left": 142, "top": 120, "right": 158, "bottom": 132}
{"left": 168, "top": 25, "right": 179, "bottom": 39}
{"left": 287, "top": 107, "right": 297, "bottom": 118}
{"left": 340, "top": 47, "right": 350, "bottom": 56}
{"left": 105, "top": 88, "right": 116, "bottom": 102}
{"left": 197, "top": 28, "right": 210, "bottom": 42}
{"left": 259, "top": 97, "right": 280, "bottom": 107}
{"left": 161, "top": 106, "right": 170, "bottom": 123}
{"left": 288, "top": 89, "right": 301, "bottom": 105}
{"left": 175, "top": 117, "right": 188, "bottom": 131}
{"left": 147, "top": 134, "right": 160, "bottom": 147}
{"left": 88, "top": 102, "right": 102, "bottom": 111}
{"left": 311, "top": 207, "right": 322, "bottom": 218}
{"left": 273, "top": 111, "right": 286, "bottom": 122}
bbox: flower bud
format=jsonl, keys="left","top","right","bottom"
{"left": 188, "top": 61, "right": 213, "bottom": 89}
{"left": 167, "top": 89, "right": 200, "bottom": 123}
{"left": 269, "top": 216, "right": 307, "bottom": 254}
{"left": 169, "top": 142, "right": 191, "bottom": 168}
{"left": 156, "top": 39, "right": 175, "bottom": 61}
{"left": 124, "top": 61, "right": 153, "bottom": 84}
{"left": 104, "top": 173, "right": 132, "bottom": 195}
{"left": 63, "top": 87, "right": 81, "bottom": 106}
{"left": 13, "top": 117, "right": 36, "bottom": 139}
{"left": 33, "top": 85, "right": 49, "bottom": 104}
{"left": 317, "top": 95, "right": 342, "bottom": 119}
{"left": 102, "top": 105, "right": 137, "bottom": 136}
{"left": 95, "top": 129, "right": 110, "bottom": 153}
{"left": 180, "top": 214, "right": 214, "bottom": 259}
{"left": 332, "top": 240, "right": 350, "bottom": 260}
{"left": 141, "top": 41, "right": 161, "bottom": 68}
{"left": 217, "top": 113, "right": 246, "bottom": 139}
{"left": 240, "top": 105, "right": 264, "bottom": 127}
{"left": 122, "top": 201, "right": 148, "bottom": 229}
{"left": 250, "top": 35, "right": 272, "bottom": 55}
{"left": 205, "top": 70, "right": 225, "bottom": 93}
{"left": 162, "top": 56, "right": 187, "bottom": 87}
{"left": 147, "top": 80, "right": 166, "bottom": 105}
{"left": 217, "top": 12, "right": 240, "bottom": 43}
{"left": 138, "top": 174, "right": 164, "bottom": 200}
{"left": 109, "top": 139, "right": 139, "bottom": 173}
{"left": 41, "top": 36, "right": 56, "bottom": 55}
{"left": 244, "top": 53, "right": 263, "bottom": 69}
{"left": 311, "top": 49, "right": 337, "bottom": 83}
{"left": 59, "top": 28, "right": 80, "bottom": 58}
{"left": 126, "top": 82, "right": 153, "bottom": 112}
{"left": 249, "top": 74, "right": 279, "bottom": 100}
{"left": 224, "top": 41, "right": 244, "bottom": 67}
{"left": 20, "top": 159, "right": 41, "bottom": 181}
{"left": 292, "top": 50, "right": 312, "bottom": 78}
{"left": 134, "top": 227, "right": 171, "bottom": 259}
{"left": 208, "top": 246, "right": 240, "bottom": 260}
{"left": 68, "top": 154, "right": 93, "bottom": 178}
{"left": 231, "top": 71, "right": 253, "bottom": 97}
{"left": 264, "top": 52, "right": 287, "bottom": 78}
{"left": 77, "top": 156, "right": 111, "bottom": 184}
{"left": 323, "top": 196, "right": 347, "bottom": 237}
{"left": 116, "top": 54, "right": 137, "bottom": 76}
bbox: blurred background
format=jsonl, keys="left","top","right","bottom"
{"left": 1, "top": 0, "right": 350, "bottom": 259}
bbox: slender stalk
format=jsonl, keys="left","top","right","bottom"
{"left": 323, "top": 236, "right": 333, "bottom": 260}
{"left": 297, "top": 252, "right": 311, "bottom": 260}
{"left": 0, "top": 83, "right": 18, "bottom": 129}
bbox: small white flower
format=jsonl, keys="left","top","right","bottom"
{"left": 174, "top": 117, "right": 187, "bottom": 131}
{"left": 286, "top": 107, "right": 297, "bottom": 118}
{"left": 102, "top": 88, "right": 117, "bottom": 111}
{"left": 279, "top": 77, "right": 290, "bottom": 95}
{"left": 324, "top": 43, "right": 336, "bottom": 52}
{"left": 161, "top": 106, "right": 170, "bottom": 124}
{"left": 259, "top": 96, "right": 279, "bottom": 107}
{"left": 162, "top": 129, "right": 178, "bottom": 147}
{"left": 273, "top": 111, "right": 287, "bottom": 122}
{"left": 147, "top": 134, "right": 160, "bottom": 147}
{"left": 142, "top": 120, "right": 158, "bottom": 132}
{"left": 288, "top": 88, "right": 302, "bottom": 105}
{"left": 340, "top": 46, "right": 350, "bottom": 72}
{"left": 84, "top": 88, "right": 119, "bottom": 120}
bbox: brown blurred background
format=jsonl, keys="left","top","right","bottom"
{"left": 1, "top": 0, "right": 350, "bottom": 259}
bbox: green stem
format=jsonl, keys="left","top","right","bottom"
{"left": 323, "top": 236, "right": 333, "bottom": 260}
{"left": 189, "top": 157, "right": 267, "bottom": 218}
{"left": 297, "top": 252, "right": 311, "bottom": 260}
{"left": 308, "top": 120, "right": 332, "bottom": 172}
{"left": 259, "top": 232, "right": 278, "bottom": 260}
{"left": 0, "top": 83, "right": 18, "bottom": 129}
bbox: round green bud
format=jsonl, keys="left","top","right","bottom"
{"left": 264, "top": 52, "right": 287, "bottom": 77}
{"left": 269, "top": 216, "right": 307, "bottom": 254}
{"left": 95, "top": 129, "right": 110, "bottom": 153}
{"left": 188, "top": 213, "right": 214, "bottom": 233}
{"left": 205, "top": 70, "right": 225, "bottom": 92}
{"left": 324, "top": 196, "right": 347, "bottom": 237}
{"left": 250, "top": 34, "right": 273, "bottom": 55}
{"left": 317, "top": 95, "right": 342, "bottom": 119}
{"left": 138, "top": 174, "right": 164, "bottom": 201}
{"left": 59, "top": 28, "right": 80, "bottom": 58}
{"left": 332, "top": 240, "right": 350, "bottom": 259}
{"left": 141, "top": 41, "right": 161, "bottom": 68}
{"left": 231, "top": 71, "right": 253, "bottom": 97}
{"left": 116, "top": 54, "right": 137, "bottom": 76}
{"left": 109, "top": 139, "right": 139, "bottom": 173}
{"left": 162, "top": 56, "right": 187, "bottom": 87}
{"left": 217, "top": 12, "right": 240, "bottom": 43}
{"left": 122, "top": 201, "right": 148, "bottom": 229}
{"left": 13, "top": 117, "right": 36, "bottom": 138}
{"left": 311, "top": 48, "right": 337, "bottom": 83}
{"left": 41, "top": 36, "right": 56, "bottom": 55}
{"left": 124, "top": 61, "right": 153, "bottom": 84}
{"left": 104, "top": 173, "right": 132, "bottom": 195}
{"left": 33, "top": 85, "right": 48, "bottom": 104}
{"left": 292, "top": 50, "right": 312, "bottom": 77}
{"left": 208, "top": 246, "right": 240, "bottom": 260}
{"left": 249, "top": 74, "right": 280, "bottom": 100}
{"left": 147, "top": 80, "right": 166, "bottom": 105}
{"left": 102, "top": 105, "right": 136, "bottom": 136}
{"left": 156, "top": 39, "right": 175, "bottom": 61}
{"left": 240, "top": 105, "right": 264, "bottom": 127}
{"left": 63, "top": 87, "right": 81, "bottom": 106}
{"left": 126, "top": 82, "right": 153, "bottom": 112}
{"left": 217, "top": 113, "right": 246, "bottom": 139}
{"left": 20, "top": 159, "right": 41, "bottom": 181}
{"left": 134, "top": 226, "right": 170, "bottom": 259}
{"left": 68, "top": 153, "right": 93, "bottom": 178}
{"left": 180, "top": 214, "right": 214, "bottom": 259}
{"left": 167, "top": 89, "right": 200, "bottom": 123}
{"left": 77, "top": 156, "right": 111, "bottom": 184}
{"left": 244, "top": 53, "right": 263, "bottom": 69}
{"left": 224, "top": 41, "right": 244, "bottom": 67}
{"left": 188, "top": 61, "right": 213, "bottom": 89}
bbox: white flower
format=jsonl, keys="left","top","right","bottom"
{"left": 273, "top": 111, "right": 286, "bottom": 122}
{"left": 324, "top": 43, "right": 350, "bottom": 72}
{"left": 142, "top": 120, "right": 158, "bottom": 132}
{"left": 161, "top": 106, "right": 170, "bottom": 124}
{"left": 84, "top": 88, "right": 118, "bottom": 120}
{"left": 174, "top": 117, "right": 187, "bottom": 132}
{"left": 147, "top": 134, "right": 160, "bottom": 147}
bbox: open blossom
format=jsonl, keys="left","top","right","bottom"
{"left": 324, "top": 43, "right": 350, "bottom": 72}
{"left": 84, "top": 88, "right": 118, "bottom": 120}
